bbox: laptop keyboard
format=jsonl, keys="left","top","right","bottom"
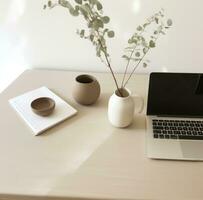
{"left": 153, "top": 119, "right": 203, "bottom": 140}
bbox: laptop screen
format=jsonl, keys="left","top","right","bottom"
{"left": 147, "top": 72, "right": 203, "bottom": 117}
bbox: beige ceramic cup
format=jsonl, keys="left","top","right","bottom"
{"left": 72, "top": 74, "right": 100, "bottom": 105}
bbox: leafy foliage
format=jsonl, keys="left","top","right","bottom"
{"left": 44, "top": 1, "right": 172, "bottom": 94}
{"left": 123, "top": 9, "right": 172, "bottom": 70}
{"left": 44, "top": 0, "right": 114, "bottom": 59}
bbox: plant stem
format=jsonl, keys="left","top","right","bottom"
{"left": 123, "top": 48, "right": 150, "bottom": 88}
{"left": 121, "top": 29, "right": 146, "bottom": 89}
{"left": 87, "top": 8, "right": 123, "bottom": 96}
{"left": 96, "top": 31, "right": 123, "bottom": 97}
{"left": 105, "top": 52, "right": 123, "bottom": 96}
{"left": 121, "top": 48, "right": 135, "bottom": 88}
{"left": 98, "top": 39, "right": 123, "bottom": 97}
{"left": 123, "top": 34, "right": 160, "bottom": 87}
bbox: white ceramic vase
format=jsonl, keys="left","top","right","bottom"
{"left": 108, "top": 88, "right": 136, "bottom": 128}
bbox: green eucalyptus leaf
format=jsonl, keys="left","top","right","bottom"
{"left": 107, "top": 30, "right": 115, "bottom": 38}
{"left": 92, "top": 19, "right": 104, "bottom": 30}
{"left": 137, "top": 25, "right": 143, "bottom": 31}
{"left": 167, "top": 19, "right": 173, "bottom": 26}
{"left": 154, "top": 30, "right": 158, "bottom": 35}
{"left": 143, "top": 63, "right": 147, "bottom": 68}
{"left": 130, "top": 57, "right": 141, "bottom": 62}
{"left": 103, "top": 28, "right": 109, "bottom": 35}
{"left": 122, "top": 55, "right": 130, "bottom": 61}
{"left": 69, "top": 8, "right": 79, "bottom": 16}
{"left": 89, "top": 0, "right": 97, "bottom": 5}
{"left": 79, "top": 6, "right": 88, "bottom": 17}
{"left": 100, "top": 36, "right": 106, "bottom": 46}
{"left": 75, "top": 0, "right": 82, "bottom": 4}
{"left": 96, "top": 44, "right": 101, "bottom": 57}
{"left": 80, "top": 29, "right": 85, "bottom": 37}
{"left": 149, "top": 40, "right": 156, "bottom": 48}
{"left": 90, "top": 34, "right": 94, "bottom": 41}
{"left": 128, "top": 38, "right": 133, "bottom": 44}
{"left": 155, "top": 17, "right": 159, "bottom": 24}
{"left": 84, "top": 4, "right": 92, "bottom": 13}
{"left": 43, "top": 5, "right": 47, "bottom": 9}
{"left": 75, "top": 5, "right": 80, "bottom": 11}
{"left": 143, "top": 23, "right": 149, "bottom": 28}
{"left": 143, "top": 48, "right": 147, "bottom": 54}
{"left": 102, "top": 16, "right": 110, "bottom": 24}
{"left": 96, "top": 2, "right": 103, "bottom": 10}
{"left": 88, "top": 21, "right": 93, "bottom": 28}
{"left": 133, "top": 39, "right": 138, "bottom": 44}
{"left": 48, "top": 0, "right": 52, "bottom": 7}
{"left": 59, "top": 0, "right": 73, "bottom": 9}
{"left": 125, "top": 46, "right": 134, "bottom": 51}
{"left": 135, "top": 52, "right": 140, "bottom": 57}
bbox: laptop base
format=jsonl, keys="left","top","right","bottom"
{"left": 146, "top": 116, "right": 203, "bottom": 161}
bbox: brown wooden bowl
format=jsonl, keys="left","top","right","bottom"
{"left": 31, "top": 97, "right": 55, "bottom": 116}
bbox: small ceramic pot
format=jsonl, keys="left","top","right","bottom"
{"left": 31, "top": 97, "right": 55, "bottom": 116}
{"left": 72, "top": 74, "right": 100, "bottom": 105}
{"left": 108, "top": 88, "right": 135, "bottom": 128}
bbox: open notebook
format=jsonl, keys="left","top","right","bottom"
{"left": 9, "top": 86, "right": 77, "bottom": 135}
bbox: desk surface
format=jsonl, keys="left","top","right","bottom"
{"left": 0, "top": 69, "right": 203, "bottom": 200}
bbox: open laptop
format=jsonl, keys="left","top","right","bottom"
{"left": 146, "top": 72, "right": 203, "bottom": 160}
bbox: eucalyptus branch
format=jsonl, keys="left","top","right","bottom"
{"left": 97, "top": 35, "right": 123, "bottom": 97}
{"left": 121, "top": 28, "right": 146, "bottom": 88}
{"left": 103, "top": 50, "right": 123, "bottom": 97}
{"left": 123, "top": 48, "right": 150, "bottom": 88}
{"left": 44, "top": 1, "right": 172, "bottom": 96}
{"left": 121, "top": 48, "right": 135, "bottom": 88}
{"left": 123, "top": 33, "right": 160, "bottom": 87}
{"left": 122, "top": 9, "right": 172, "bottom": 87}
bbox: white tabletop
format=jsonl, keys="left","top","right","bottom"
{"left": 0, "top": 69, "right": 203, "bottom": 200}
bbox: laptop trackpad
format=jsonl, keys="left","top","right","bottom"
{"left": 180, "top": 141, "right": 203, "bottom": 159}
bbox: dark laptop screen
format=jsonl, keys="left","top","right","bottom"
{"left": 147, "top": 73, "right": 203, "bottom": 117}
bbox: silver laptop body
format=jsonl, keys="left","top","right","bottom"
{"left": 146, "top": 73, "right": 203, "bottom": 161}
{"left": 147, "top": 116, "right": 203, "bottom": 160}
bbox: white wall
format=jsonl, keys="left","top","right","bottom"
{"left": 0, "top": 0, "right": 203, "bottom": 87}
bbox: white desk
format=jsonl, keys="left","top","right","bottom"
{"left": 0, "top": 69, "right": 203, "bottom": 200}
